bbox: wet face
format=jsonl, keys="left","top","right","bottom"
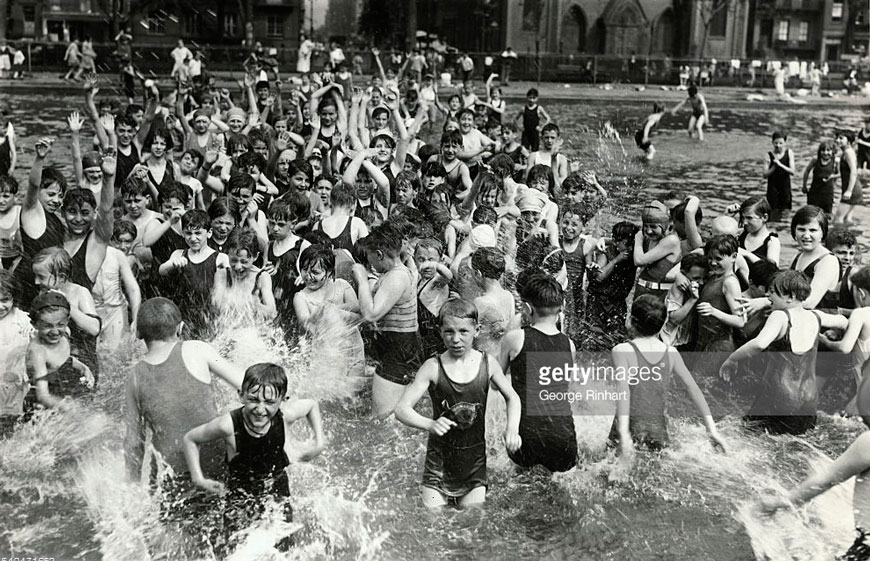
{"left": 559, "top": 213, "right": 582, "bottom": 241}
{"left": 0, "top": 191, "right": 15, "bottom": 213}
{"left": 459, "top": 112, "right": 474, "bottom": 134}
{"left": 440, "top": 315, "right": 479, "bottom": 357}
{"left": 32, "top": 262, "right": 60, "bottom": 290}
{"left": 395, "top": 181, "right": 416, "bottom": 205}
{"left": 642, "top": 222, "right": 665, "bottom": 242}
{"left": 268, "top": 216, "right": 293, "bottom": 241}
{"left": 84, "top": 167, "right": 103, "bottom": 185}
{"left": 34, "top": 309, "right": 70, "bottom": 345}
{"left": 252, "top": 140, "right": 269, "bottom": 159}
{"left": 832, "top": 244, "right": 856, "bottom": 269}
{"left": 414, "top": 246, "right": 441, "bottom": 279}
{"left": 541, "top": 129, "right": 558, "bottom": 150}
{"left": 229, "top": 248, "right": 256, "bottom": 277}
{"left": 64, "top": 202, "right": 96, "bottom": 237}
{"left": 39, "top": 183, "right": 64, "bottom": 215}
{"left": 315, "top": 179, "right": 333, "bottom": 205}
{"left": 183, "top": 226, "right": 209, "bottom": 250}
{"left": 740, "top": 208, "right": 766, "bottom": 234}
{"left": 150, "top": 135, "right": 167, "bottom": 158}
{"left": 240, "top": 384, "right": 283, "bottom": 433}
{"left": 707, "top": 249, "right": 736, "bottom": 275}
{"left": 112, "top": 232, "right": 135, "bottom": 254}
{"left": 320, "top": 105, "right": 337, "bottom": 128}
{"left": 211, "top": 214, "right": 236, "bottom": 241}
{"left": 116, "top": 123, "right": 135, "bottom": 147}
{"left": 123, "top": 193, "right": 150, "bottom": 218}
{"left": 302, "top": 262, "right": 328, "bottom": 291}
{"left": 793, "top": 220, "right": 823, "bottom": 251}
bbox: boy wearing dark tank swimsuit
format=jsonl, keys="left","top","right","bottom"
{"left": 396, "top": 298, "right": 521, "bottom": 508}
{"left": 184, "top": 363, "right": 324, "bottom": 550}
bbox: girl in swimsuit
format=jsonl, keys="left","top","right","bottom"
{"left": 214, "top": 227, "right": 276, "bottom": 320}
{"left": 801, "top": 139, "right": 838, "bottom": 215}
{"left": 835, "top": 130, "right": 862, "bottom": 226}
{"left": 737, "top": 196, "right": 780, "bottom": 265}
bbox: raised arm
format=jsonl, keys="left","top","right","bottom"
{"left": 95, "top": 155, "right": 117, "bottom": 243}
{"left": 69, "top": 111, "right": 85, "bottom": 187}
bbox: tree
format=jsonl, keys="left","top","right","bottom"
{"left": 696, "top": 0, "right": 734, "bottom": 58}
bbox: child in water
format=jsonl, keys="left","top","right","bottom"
{"left": 671, "top": 85, "right": 708, "bottom": 141}
{"left": 0, "top": 270, "right": 31, "bottom": 433}
{"left": 183, "top": 363, "right": 324, "bottom": 550}
{"left": 214, "top": 227, "right": 276, "bottom": 320}
{"left": 635, "top": 103, "right": 666, "bottom": 161}
{"left": 801, "top": 139, "right": 838, "bottom": 217}
{"left": 633, "top": 201, "right": 681, "bottom": 304}
{"left": 395, "top": 298, "right": 522, "bottom": 507}
{"left": 763, "top": 131, "right": 795, "bottom": 223}
{"left": 26, "top": 291, "right": 94, "bottom": 409}
{"left": 758, "top": 372, "right": 870, "bottom": 561}
{"left": 611, "top": 295, "right": 726, "bottom": 481}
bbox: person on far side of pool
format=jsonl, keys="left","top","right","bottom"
{"left": 757, "top": 353, "right": 870, "bottom": 561}
{"left": 395, "top": 298, "right": 521, "bottom": 508}
{"left": 609, "top": 294, "right": 727, "bottom": 483}
{"left": 635, "top": 102, "right": 666, "bottom": 161}
{"left": 763, "top": 131, "right": 795, "bottom": 223}
{"left": 670, "top": 85, "right": 708, "bottom": 141}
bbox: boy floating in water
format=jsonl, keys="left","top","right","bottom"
{"left": 671, "top": 85, "right": 708, "bottom": 141}
{"left": 183, "top": 362, "right": 324, "bottom": 551}
{"left": 635, "top": 103, "right": 665, "bottom": 161}
{"left": 395, "top": 298, "right": 522, "bottom": 507}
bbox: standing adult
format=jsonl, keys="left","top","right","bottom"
{"left": 459, "top": 53, "right": 474, "bottom": 83}
{"left": 63, "top": 39, "right": 81, "bottom": 81}
{"left": 297, "top": 33, "right": 315, "bottom": 74}
{"left": 329, "top": 42, "right": 346, "bottom": 68}
{"left": 74, "top": 36, "right": 97, "bottom": 80}
{"left": 170, "top": 39, "right": 193, "bottom": 80}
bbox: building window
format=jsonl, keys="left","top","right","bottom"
{"left": 832, "top": 1, "right": 843, "bottom": 21}
{"left": 798, "top": 20, "right": 809, "bottom": 41}
{"left": 710, "top": 0, "right": 728, "bottom": 37}
{"left": 23, "top": 5, "right": 35, "bottom": 21}
{"left": 184, "top": 12, "right": 201, "bottom": 35}
{"left": 776, "top": 20, "right": 789, "bottom": 41}
{"left": 224, "top": 13, "right": 238, "bottom": 36}
{"left": 146, "top": 11, "right": 166, "bottom": 35}
{"left": 522, "top": 0, "right": 543, "bottom": 32}
{"left": 267, "top": 15, "right": 283, "bottom": 37}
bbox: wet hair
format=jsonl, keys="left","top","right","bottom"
{"left": 182, "top": 209, "right": 210, "bottom": 232}
{"left": 121, "top": 176, "right": 151, "bottom": 198}
{"left": 182, "top": 149, "right": 204, "bottom": 168}
{"left": 704, "top": 234, "right": 738, "bottom": 257}
{"left": 288, "top": 160, "right": 314, "bottom": 184}
{"left": 739, "top": 195, "right": 771, "bottom": 222}
{"left": 680, "top": 252, "right": 708, "bottom": 272}
{"left": 0, "top": 269, "right": 19, "bottom": 301}
{"left": 630, "top": 294, "right": 668, "bottom": 336}
{"left": 541, "top": 123, "right": 560, "bottom": 136}
{"left": 226, "top": 227, "right": 260, "bottom": 258}
{"left": 671, "top": 199, "right": 704, "bottom": 224}
{"left": 228, "top": 172, "right": 257, "bottom": 195}
{"left": 144, "top": 123, "right": 174, "bottom": 151}
{"left": 826, "top": 227, "right": 857, "bottom": 250}
{"left": 561, "top": 171, "right": 586, "bottom": 195}
{"left": 521, "top": 273, "right": 563, "bottom": 311}
{"left": 330, "top": 182, "right": 357, "bottom": 208}
{"left": 32, "top": 247, "right": 71, "bottom": 282}
{"left": 115, "top": 113, "right": 137, "bottom": 129}
{"left": 62, "top": 188, "right": 97, "bottom": 212}
{"left": 421, "top": 160, "right": 447, "bottom": 178}
{"left": 247, "top": 127, "right": 270, "bottom": 149}
{"left": 112, "top": 220, "right": 138, "bottom": 241}
{"left": 417, "top": 144, "right": 439, "bottom": 165}
{"left": 769, "top": 269, "right": 811, "bottom": 301}
{"left": 472, "top": 205, "right": 497, "bottom": 227}
{"left": 241, "top": 362, "right": 288, "bottom": 399}
{"left": 371, "top": 107, "right": 390, "bottom": 120}
{"left": 415, "top": 237, "right": 444, "bottom": 257}
{"left": 438, "top": 297, "right": 478, "bottom": 325}
{"left": 299, "top": 244, "right": 335, "bottom": 275}
{"left": 772, "top": 131, "right": 787, "bottom": 142}
{"left": 851, "top": 266, "right": 870, "bottom": 292}
{"left": 748, "top": 260, "right": 779, "bottom": 289}
{"left": 559, "top": 202, "right": 586, "bottom": 224}
{"left": 159, "top": 182, "right": 192, "bottom": 207}
{"left": 0, "top": 175, "right": 19, "bottom": 195}
{"left": 790, "top": 205, "right": 829, "bottom": 240}
{"left": 837, "top": 130, "right": 856, "bottom": 143}
{"left": 688, "top": 85, "right": 698, "bottom": 97}
{"left": 226, "top": 134, "right": 252, "bottom": 157}
{"left": 471, "top": 247, "right": 505, "bottom": 280}
{"left": 237, "top": 151, "right": 267, "bottom": 173}
{"left": 268, "top": 192, "right": 309, "bottom": 223}
{"left": 527, "top": 164, "right": 555, "bottom": 195}
{"left": 395, "top": 170, "right": 421, "bottom": 195}
{"left": 526, "top": 88, "right": 539, "bottom": 97}
{"left": 473, "top": 172, "right": 501, "bottom": 205}
{"left": 363, "top": 223, "right": 403, "bottom": 257}
{"left": 457, "top": 108, "right": 475, "bottom": 121}
{"left": 612, "top": 221, "right": 640, "bottom": 243}
{"left": 41, "top": 167, "right": 68, "bottom": 193}
{"left": 440, "top": 130, "right": 463, "bottom": 147}
{"left": 137, "top": 297, "right": 182, "bottom": 340}
{"left": 487, "top": 153, "right": 515, "bottom": 180}
{"left": 208, "top": 196, "right": 239, "bottom": 222}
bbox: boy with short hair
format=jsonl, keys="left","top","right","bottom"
{"left": 586, "top": 221, "right": 639, "bottom": 340}
{"left": 125, "top": 297, "right": 243, "bottom": 482}
{"left": 121, "top": 176, "right": 162, "bottom": 246}
{"left": 266, "top": 194, "right": 311, "bottom": 325}
{"left": 395, "top": 298, "right": 521, "bottom": 507}
{"left": 515, "top": 88, "right": 551, "bottom": 152}
{"left": 660, "top": 253, "right": 707, "bottom": 349}
{"left": 500, "top": 274, "right": 578, "bottom": 472}
{"left": 183, "top": 362, "right": 324, "bottom": 550}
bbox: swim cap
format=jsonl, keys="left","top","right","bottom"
{"left": 31, "top": 290, "right": 70, "bottom": 315}
{"left": 469, "top": 225, "right": 496, "bottom": 250}
{"left": 641, "top": 200, "right": 670, "bottom": 226}
{"left": 372, "top": 130, "right": 396, "bottom": 148}
{"left": 226, "top": 107, "right": 247, "bottom": 122}
{"left": 81, "top": 152, "right": 102, "bottom": 172}
{"left": 517, "top": 188, "right": 548, "bottom": 214}
{"left": 193, "top": 108, "right": 211, "bottom": 121}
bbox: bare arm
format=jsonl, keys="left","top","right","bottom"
{"left": 124, "top": 371, "right": 145, "bottom": 479}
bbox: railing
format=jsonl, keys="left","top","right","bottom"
{"left": 13, "top": 40, "right": 869, "bottom": 87}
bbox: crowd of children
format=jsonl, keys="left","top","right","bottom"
{"left": 2, "top": 53, "right": 870, "bottom": 558}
